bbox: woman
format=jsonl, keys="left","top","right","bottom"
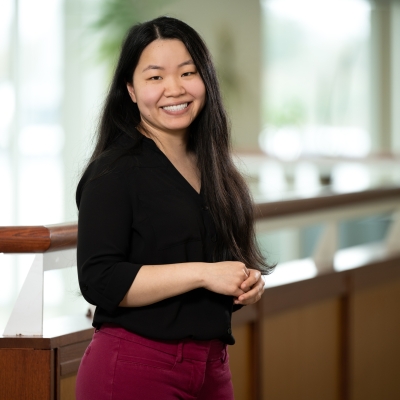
{"left": 76, "top": 16, "right": 273, "bottom": 400}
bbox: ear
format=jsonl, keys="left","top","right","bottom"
{"left": 126, "top": 83, "right": 137, "bottom": 103}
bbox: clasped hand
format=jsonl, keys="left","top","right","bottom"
{"left": 204, "top": 261, "right": 265, "bottom": 306}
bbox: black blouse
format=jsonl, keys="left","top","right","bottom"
{"left": 76, "top": 132, "right": 237, "bottom": 344}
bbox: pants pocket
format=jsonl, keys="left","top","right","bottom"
{"left": 117, "top": 339, "right": 177, "bottom": 371}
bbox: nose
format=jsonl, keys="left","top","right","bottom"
{"left": 164, "top": 76, "right": 185, "bottom": 97}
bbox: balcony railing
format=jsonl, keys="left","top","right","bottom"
{"left": 1, "top": 185, "right": 400, "bottom": 400}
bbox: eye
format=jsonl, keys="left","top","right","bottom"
{"left": 182, "top": 71, "right": 196, "bottom": 77}
{"left": 149, "top": 76, "right": 162, "bottom": 81}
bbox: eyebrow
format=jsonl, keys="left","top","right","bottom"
{"left": 142, "top": 59, "right": 194, "bottom": 73}
{"left": 178, "top": 60, "right": 194, "bottom": 67}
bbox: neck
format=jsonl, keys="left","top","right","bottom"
{"left": 138, "top": 122, "right": 190, "bottom": 158}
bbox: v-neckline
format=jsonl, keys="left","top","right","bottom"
{"left": 163, "top": 155, "right": 202, "bottom": 196}
{"left": 142, "top": 135, "right": 202, "bottom": 196}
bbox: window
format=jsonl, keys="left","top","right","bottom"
{"left": 0, "top": 0, "right": 88, "bottom": 329}
{"left": 260, "top": 0, "right": 371, "bottom": 160}
{"left": 0, "top": 0, "right": 64, "bottom": 226}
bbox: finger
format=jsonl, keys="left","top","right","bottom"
{"left": 240, "top": 270, "right": 261, "bottom": 290}
{"left": 241, "top": 285, "right": 251, "bottom": 293}
{"left": 235, "top": 291, "right": 262, "bottom": 305}
{"left": 232, "top": 288, "right": 246, "bottom": 298}
{"left": 243, "top": 280, "right": 264, "bottom": 299}
{"left": 235, "top": 280, "right": 265, "bottom": 305}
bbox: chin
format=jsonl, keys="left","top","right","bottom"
{"left": 163, "top": 123, "right": 191, "bottom": 133}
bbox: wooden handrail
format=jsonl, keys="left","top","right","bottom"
{"left": 1, "top": 186, "right": 399, "bottom": 253}
{"left": 47, "top": 223, "right": 77, "bottom": 251}
{"left": 0, "top": 223, "right": 77, "bottom": 253}
{"left": 255, "top": 186, "right": 400, "bottom": 219}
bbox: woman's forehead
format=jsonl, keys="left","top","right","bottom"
{"left": 136, "top": 39, "right": 192, "bottom": 70}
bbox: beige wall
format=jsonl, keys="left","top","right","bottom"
{"left": 391, "top": 0, "right": 400, "bottom": 153}
{"left": 160, "top": 0, "right": 262, "bottom": 151}
{"left": 370, "top": 0, "right": 400, "bottom": 154}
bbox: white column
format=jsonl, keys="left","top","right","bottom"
{"left": 370, "top": 0, "right": 392, "bottom": 153}
{"left": 62, "top": 0, "right": 108, "bottom": 221}
{"left": 391, "top": 0, "right": 400, "bottom": 154}
{"left": 63, "top": 0, "right": 84, "bottom": 222}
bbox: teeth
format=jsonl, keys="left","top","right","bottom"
{"left": 162, "top": 103, "right": 188, "bottom": 112}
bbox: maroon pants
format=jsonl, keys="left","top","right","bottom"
{"left": 76, "top": 324, "right": 234, "bottom": 400}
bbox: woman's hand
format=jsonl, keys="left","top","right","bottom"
{"left": 201, "top": 261, "right": 250, "bottom": 298}
{"left": 233, "top": 269, "right": 265, "bottom": 305}
{"left": 120, "top": 261, "right": 264, "bottom": 308}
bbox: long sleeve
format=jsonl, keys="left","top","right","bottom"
{"left": 76, "top": 160, "right": 142, "bottom": 314}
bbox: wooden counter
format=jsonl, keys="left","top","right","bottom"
{"left": 0, "top": 316, "right": 93, "bottom": 400}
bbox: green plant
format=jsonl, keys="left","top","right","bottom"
{"left": 266, "top": 98, "right": 306, "bottom": 127}
{"left": 90, "top": 0, "right": 177, "bottom": 65}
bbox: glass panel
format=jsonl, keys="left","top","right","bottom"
{"left": 338, "top": 214, "right": 391, "bottom": 249}
{"left": 257, "top": 227, "right": 301, "bottom": 264}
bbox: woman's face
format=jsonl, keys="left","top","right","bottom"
{"left": 127, "top": 39, "right": 206, "bottom": 137}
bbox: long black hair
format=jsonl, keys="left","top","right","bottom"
{"left": 86, "top": 16, "right": 273, "bottom": 274}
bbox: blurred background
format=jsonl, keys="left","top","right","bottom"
{"left": 0, "top": 1, "right": 400, "bottom": 395}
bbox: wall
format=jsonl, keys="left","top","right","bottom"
{"left": 160, "top": 0, "right": 263, "bottom": 151}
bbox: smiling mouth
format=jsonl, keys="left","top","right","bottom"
{"left": 162, "top": 102, "right": 189, "bottom": 112}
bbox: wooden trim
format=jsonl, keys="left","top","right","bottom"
{"left": 262, "top": 272, "right": 347, "bottom": 317}
{"left": 0, "top": 333, "right": 91, "bottom": 350}
{"left": 0, "top": 223, "right": 77, "bottom": 253}
{"left": 60, "top": 359, "right": 81, "bottom": 377}
{"left": 255, "top": 187, "right": 400, "bottom": 219}
{"left": 235, "top": 151, "right": 400, "bottom": 162}
{"left": 59, "top": 340, "right": 91, "bottom": 377}
{"left": 0, "top": 226, "right": 51, "bottom": 253}
{"left": 231, "top": 303, "right": 261, "bottom": 400}
{"left": 339, "top": 288, "right": 351, "bottom": 400}
{"left": 252, "top": 302, "right": 263, "bottom": 400}
{"left": 351, "top": 258, "right": 400, "bottom": 290}
{"left": 54, "top": 347, "right": 61, "bottom": 400}
{"left": 0, "top": 316, "right": 94, "bottom": 349}
{"left": 46, "top": 223, "right": 78, "bottom": 252}
{"left": 50, "top": 349, "right": 55, "bottom": 400}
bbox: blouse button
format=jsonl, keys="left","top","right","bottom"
{"left": 227, "top": 328, "right": 232, "bottom": 335}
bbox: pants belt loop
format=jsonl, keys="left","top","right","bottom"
{"left": 176, "top": 341, "right": 183, "bottom": 363}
